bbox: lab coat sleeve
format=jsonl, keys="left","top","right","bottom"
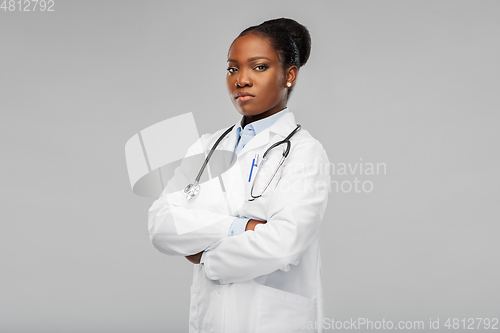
{"left": 202, "top": 139, "right": 331, "bottom": 284}
{"left": 228, "top": 217, "right": 250, "bottom": 237}
{"left": 148, "top": 134, "right": 237, "bottom": 257}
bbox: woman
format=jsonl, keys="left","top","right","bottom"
{"left": 148, "top": 18, "right": 331, "bottom": 333}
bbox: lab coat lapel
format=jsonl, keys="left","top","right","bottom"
{"left": 268, "top": 111, "right": 297, "bottom": 138}
{"left": 238, "top": 130, "right": 270, "bottom": 156}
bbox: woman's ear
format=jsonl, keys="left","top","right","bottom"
{"left": 285, "top": 65, "right": 298, "bottom": 87}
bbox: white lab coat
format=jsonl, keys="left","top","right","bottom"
{"left": 148, "top": 111, "right": 331, "bottom": 333}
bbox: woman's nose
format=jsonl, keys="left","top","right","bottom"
{"left": 236, "top": 69, "right": 252, "bottom": 87}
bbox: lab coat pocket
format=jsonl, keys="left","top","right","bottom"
{"left": 189, "top": 285, "right": 200, "bottom": 333}
{"left": 253, "top": 283, "right": 316, "bottom": 332}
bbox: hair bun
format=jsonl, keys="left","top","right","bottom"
{"left": 270, "top": 18, "right": 311, "bottom": 67}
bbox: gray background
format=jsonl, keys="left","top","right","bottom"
{"left": 1, "top": 0, "right": 499, "bottom": 332}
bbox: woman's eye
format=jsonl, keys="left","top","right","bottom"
{"left": 227, "top": 67, "right": 237, "bottom": 74}
{"left": 255, "top": 65, "right": 268, "bottom": 71}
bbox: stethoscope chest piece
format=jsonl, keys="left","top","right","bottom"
{"left": 184, "top": 183, "right": 200, "bottom": 201}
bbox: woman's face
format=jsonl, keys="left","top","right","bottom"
{"left": 226, "top": 33, "right": 294, "bottom": 125}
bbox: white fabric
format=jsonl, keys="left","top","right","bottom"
{"left": 148, "top": 111, "right": 331, "bottom": 333}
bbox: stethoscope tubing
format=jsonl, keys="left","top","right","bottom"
{"left": 193, "top": 124, "right": 235, "bottom": 185}
{"left": 249, "top": 124, "right": 301, "bottom": 200}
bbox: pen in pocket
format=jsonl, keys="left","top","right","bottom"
{"left": 248, "top": 154, "right": 259, "bottom": 182}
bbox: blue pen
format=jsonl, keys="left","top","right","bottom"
{"left": 248, "top": 154, "right": 259, "bottom": 182}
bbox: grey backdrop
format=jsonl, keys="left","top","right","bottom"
{"left": 1, "top": 1, "right": 499, "bottom": 332}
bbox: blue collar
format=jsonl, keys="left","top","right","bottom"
{"left": 236, "top": 107, "right": 289, "bottom": 137}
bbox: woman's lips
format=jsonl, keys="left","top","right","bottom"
{"left": 237, "top": 95, "right": 254, "bottom": 102}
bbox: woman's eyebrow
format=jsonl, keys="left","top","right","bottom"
{"left": 227, "top": 56, "right": 271, "bottom": 63}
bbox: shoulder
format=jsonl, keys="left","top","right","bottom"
{"left": 291, "top": 127, "right": 330, "bottom": 163}
{"left": 279, "top": 127, "right": 331, "bottom": 181}
{"left": 272, "top": 112, "right": 329, "bottom": 160}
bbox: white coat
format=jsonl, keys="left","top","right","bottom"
{"left": 148, "top": 111, "right": 331, "bottom": 333}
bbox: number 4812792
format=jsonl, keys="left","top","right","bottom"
{"left": 1, "top": 0, "right": 55, "bottom": 11}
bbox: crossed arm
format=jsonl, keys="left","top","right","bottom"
{"left": 184, "top": 219, "right": 266, "bottom": 264}
{"left": 149, "top": 138, "right": 330, "bottom": 284}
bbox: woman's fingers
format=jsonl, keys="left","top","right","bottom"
{"left": 245, "top": 219, "right": 267, "bottom": 231}
{"left": 185, "top": 251, "right": 203, "bottom": 264}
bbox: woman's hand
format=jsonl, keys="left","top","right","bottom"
{"left": 245, "top": 219, "right": 267, "bottom": 231}
{"left": 185, "top": 219, "right": 267, "bottom": 264}
{"left": 185, "top": 251, "right": 203, "bottom": 264}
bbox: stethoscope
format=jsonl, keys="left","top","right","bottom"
{"left": 184, "top": 124, "right": 301, "bottom": 201}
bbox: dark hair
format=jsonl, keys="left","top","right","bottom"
{"left": 234, "top": 18, "right": 312, "bottom": 99}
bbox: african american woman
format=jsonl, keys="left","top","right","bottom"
{"left": 148, "top": 18, "right": 331, "bottom": 333}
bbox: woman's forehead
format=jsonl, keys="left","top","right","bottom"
{"left": 227, "top": 34, "right": 278, "bottom": 62}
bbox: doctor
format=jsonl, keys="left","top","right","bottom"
{"left": 148, "top": 18, "right": 331, "bottom": 333}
